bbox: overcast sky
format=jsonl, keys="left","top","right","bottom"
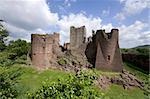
{"left": 0, "top": 0, "right": 149, "bottom": 48}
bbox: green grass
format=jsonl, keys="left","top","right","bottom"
{"left": 0, "top": 62, "right": 149, "bottom": 99}
{"left": 0, "top": 64, "right": 70, "bottom": 99}
{"left": 102, "top": 84, "right": 146, "bottom": 99}
{"left": 123, "top": 62, "right": 149, "bottom": 81}
{"left": 94, "top": 62, "right": 149, "bottom": 99}
{"left": 95, "top": 69, "right": 120, "bottom": 77}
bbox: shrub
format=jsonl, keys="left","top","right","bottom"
{"left": 6, "top": 39, "right": 30, "bottom": 60}
{"left": 0, "top": 58, "right": 14, "bottom": 67}
{"left": 57, "top": 58, "right": 67, "bottom": 65}
{"left": 0, "top": 68, "right": 23, "bottom": 98}
{"left": 27, "top": 70, "right": 101, "bottom": 99}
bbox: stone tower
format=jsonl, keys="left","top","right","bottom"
{"left": 95, "top": 29, "right": 123, "bottom": 72}
{"left": 85, "top": 29, "right": 123, "bottom": 72}
{"left": 31, "top": 33, "right": 59, "bottom": 69}
{"left": 70, "top": 26, "right": 86, "bottom": 49}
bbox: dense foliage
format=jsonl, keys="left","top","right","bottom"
{"left": 6, "top": 39, "right": 31, "bottom": 60}
{"left": 0, "top": 21, "right": 30, "bottom": 67}
{"left": 27, "top": 70, "right": 101, "bottom": 99}
{"left": 121, "top": 48, "right": 149, "bottom": 56}
{"left": 0, "top": 21, "right": 8, "bottom": 51}
{"left": 0, "top": 39, "right": 30, "bottom": 67}
{"left": 0, "top": 68, "right": 22, "bottom": 98}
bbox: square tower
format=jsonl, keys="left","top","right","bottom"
{"left": 70, "top": 26, "right": 86, "bottom": 50}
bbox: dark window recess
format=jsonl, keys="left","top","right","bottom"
{"left": 53, "top": 40, "right": 55, "bottom": 43}
{"left": 83, "top": 37, "right": 86, "bottom": 43}
{"left": 33, "top": 53, "right": 36, "bottom": 55}
{"left": 43, "top": 46, "right": 45, "bottom": 49}
{"left": 43, "top": 38, "right": 46, "bottom": 42}
{"left": 107, "top": 55, "right": 110, "bottom": 61}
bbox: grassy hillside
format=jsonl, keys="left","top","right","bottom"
{"left": 0, "top": 63, "right": 148, "bottom": 99}
{"left": 135, "top": 45, "right": 150, "bottom": 48}
{"left": 0, "top": 38, "right": 149, "bottom": 98}
{"left": 121, "top": 47, "right": 149, "bottom": 55}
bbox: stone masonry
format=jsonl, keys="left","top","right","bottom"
{"left": 31, "top": 33, "right": 60, "bottom": 68}
{"left": 31, "top": 26, "right": 123, "bottom": 72}
{"left": 85, "top": 29, "right": 123, "bottom": 72}
{"left": 95, "top": 29, "right": 123, "bottom": 71}
{"left": 70, "top": 26, "right": 86, "bottom": 50}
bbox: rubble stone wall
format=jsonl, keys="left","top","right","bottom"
{"left": 70, "top": 26, "right": 86, "bottom": 50}
{"left": 85, "top": 29, "right": 123, "bottom": 72}
{"left": 31, "top": 33, "right": 60, "bottom": 68}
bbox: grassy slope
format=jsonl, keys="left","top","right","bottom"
{"left": 103, "top": 84, "right": 145, "bottom": 99}
{"left": 0, "top": 65, "right": 70, "bottom": 99}
{"left": 0, "top": 62, "right": 148, "bottom": 99}
{"left": 96, "top": 62, "right": 148, "bottom": 99}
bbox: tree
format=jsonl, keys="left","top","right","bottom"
{"left": 0, "top": 20, "right": 8, "bottom": 51}
{"left": 7, "top": 39, "right": 30, "bottom": 60}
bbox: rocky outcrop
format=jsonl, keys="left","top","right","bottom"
{"left": 96, "top": 70, "right": 144, "bottom": 90}
{"left": 111, "top": 70, "right": 144, "bottom": 89}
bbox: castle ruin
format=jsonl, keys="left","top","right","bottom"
{"left": 31, "top": 33, "right": 60, "bottom": 69}
{"left": 70, "top": 26, "right": 86, "bottom": 50}
{"left": 31, "top": 26, "right": 123, "bottom": 72}
{"left": 84, "top": 29, "right": 123, "bottom": 72}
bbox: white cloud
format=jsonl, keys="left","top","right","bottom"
{"left": 102, "top": 9, "right": 110, "bottom": 16}
{"left": 102, "top": 23, "right": 113, "bottom": 32}
{"left": 115, "top": 0, "right": 150, "bottom": 20}
{"left": 58, "top": 13, "right": 102, "bottom": 43}
{"left": 115, "top": 13, "right": 125, "bottom": 20}
{"left": 0, "top": 0, "right": 58, "bottom": 30}
{"left": 58, "top": 0, "right": 77, "bottom": 14}
{"left": 57, "top": 13, "right": 115, "bottom": 44}
{"left": 118, "top": 21, "right": 150, "bottom": 48}
{"left": 0, "top": 0, "right": 149, "bottom": 48}
{"left": 0, "top": 0, "right": 59, "bottom": 42}
{"left": 2, "top": 22, "right": 48, "bottom": 42}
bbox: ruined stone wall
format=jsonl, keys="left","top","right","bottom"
{"left": 31, "top": 33, "right": 60, "bottom": 69}
{"left": 64, "top": 43, "right": 70, "bottom": 50}
{"left": 95, "top": 29, "right": 123, "bottom": 71}
{"left": 70, "top": 26, "right": 86, "bottom": 49}
{"left": 85, "top": 29, "right": 123, "bottom": 72}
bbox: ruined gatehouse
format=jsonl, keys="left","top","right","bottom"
{"left": 31, "top": 26, "right": 123, "bottom": 72}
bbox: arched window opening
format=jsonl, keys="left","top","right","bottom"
{"left": 107, "top": 55, "right": 110, "bottom": 61}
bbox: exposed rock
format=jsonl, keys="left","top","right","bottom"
{"left": 96, "top": 69, "right": 144, "bottom": 90}
{"left": 96, "top": 76, "right": 111, "bottom": 90}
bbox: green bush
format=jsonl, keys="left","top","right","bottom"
{"left": 6, "top": 39, "right": 30, "bottom": 60}
{"left": 27, "top": 70, "right": 101, "bottom": 99}
{"left": 136, "top": 48, "right": 149, "bottom": 55}
{"left": 0, "top": 68, "right": 23, "bottom": 98}
{"left": 0, "top": 58, "right": 14, "bottom": 67}
{"left": 14, "top": 55, "right": 27, "bottom": 64}
{"left": 57, "top": 58, "right": 67, "bottom": 65}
